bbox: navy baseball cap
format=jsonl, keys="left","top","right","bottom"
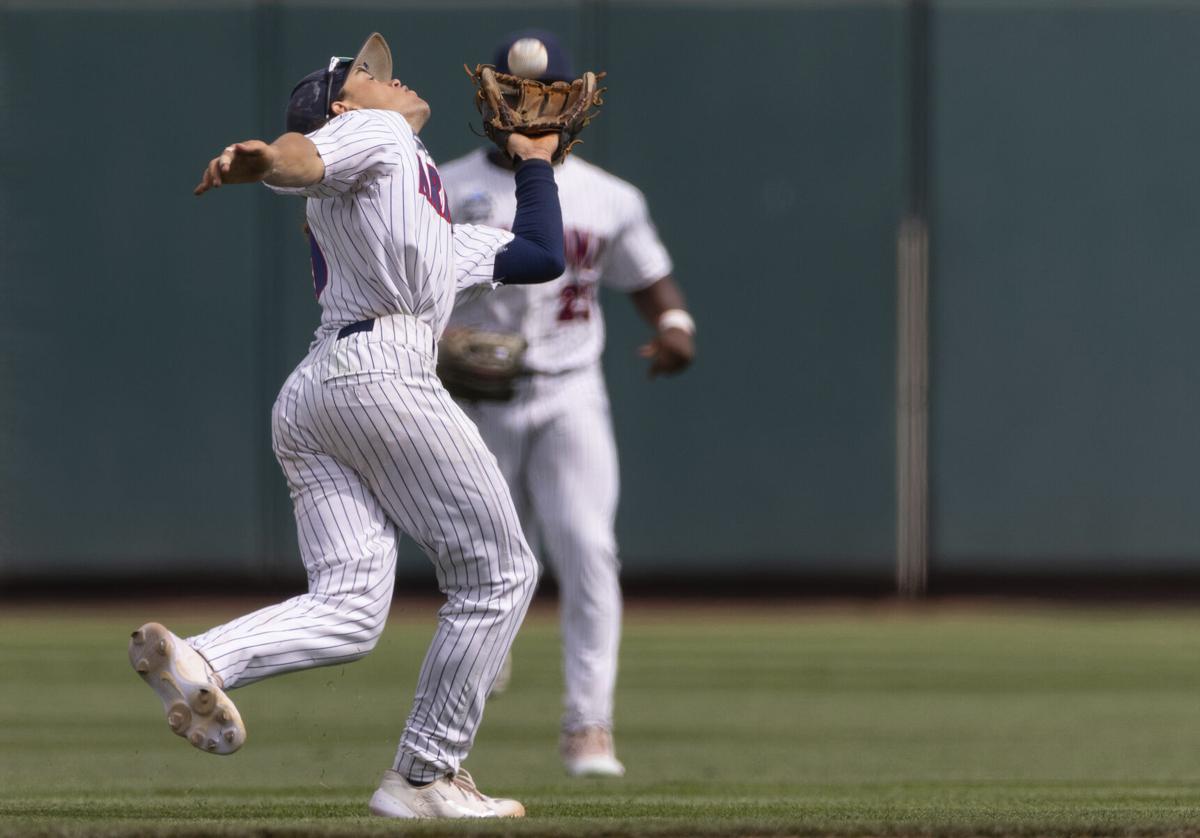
{"left": 285, "top": 32, "right": 393, "bottom": 134}
{"left": 493, "top": 29, "right": 574, "bottom": 82}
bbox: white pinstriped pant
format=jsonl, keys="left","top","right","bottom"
{"left": 188, "top": 314, "right": 539, "bottom": 782}
{"left": 460, "top": 364, "right": 621, "bottom": 733}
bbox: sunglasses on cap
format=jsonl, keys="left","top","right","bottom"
{"left": 323, "top": 55, "right": 383, "bottom": 118}
{"left": 323, "top": 56, "right": 353, "bottom": 120}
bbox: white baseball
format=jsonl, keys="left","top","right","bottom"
{"left": 507, "top": 38, "right": 549, "bottom": 78}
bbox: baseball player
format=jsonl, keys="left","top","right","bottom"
{"left": 128, "top": 33, "right": 572, "bottom": 819}
{"left": 439, "top": 30, "right": 695, "bottom": 778}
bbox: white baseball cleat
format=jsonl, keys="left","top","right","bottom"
{"left": 128, "top": 622, "right": 245, "bottom": 755}
{"left": 368, "top": 768, "right": 525, "bottom": 819}
{"left": 560, "top": 726, "right": 626, "bottom": 778}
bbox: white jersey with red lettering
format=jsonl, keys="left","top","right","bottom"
{"left": 277, "top": 109, "right": 514, "bottom": 340}
{"left": 183, "top": 108, "right": 541, "bottom": 785}
{"left": 438, "top": 148, "right": 673, "bottom": 748}
{"left": 442, "top": 149, "right": 672, "bottom": 373}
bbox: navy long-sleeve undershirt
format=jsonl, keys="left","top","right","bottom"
{"left": 492, "top": 159, "right": 565, "bottom": 284}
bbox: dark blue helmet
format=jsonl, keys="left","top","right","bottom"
{"left": 285, "top": 33, "right": 393, "bottom": 135}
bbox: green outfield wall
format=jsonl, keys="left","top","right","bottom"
{"left": 930, "top": 2, "right": 1200, "bottom": 571}
{"left": 0, "top": 0, "right": 1195, "bottom": 585}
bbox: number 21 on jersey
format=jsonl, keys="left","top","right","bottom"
{"left": 557, "top": 281, "right": 595, "bottom": 321}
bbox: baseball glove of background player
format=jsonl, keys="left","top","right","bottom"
{"left": 466, "top": 64, "right": 606, "bottom": 164}
{"left": 437, "top": 328, "right": 529, "bottom": 402}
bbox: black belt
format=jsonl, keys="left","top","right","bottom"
{"left": 337, "top": 319, "right": 375, "bottom": 339}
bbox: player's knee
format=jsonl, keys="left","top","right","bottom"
{"left": 492, "top": 544, "right": 540, "bottom": 607}
{"left": 341, "top": 601, "right": 390, "bottom": 658}
{"left": 342, "top": 625, "right": 383, "bottom": 660}
{"left": 514, "top": 557, "right": 540, "bottom": 604}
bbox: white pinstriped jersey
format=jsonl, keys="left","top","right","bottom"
{"left": 267, "top": 110, "right": 514, "bottom": 340}
{"left": 441, "top": 149, "right": 673, "bottom": 374}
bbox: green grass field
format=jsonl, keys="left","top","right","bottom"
{"left": 2, "top": 599, "right": 1200, "bottom": 836}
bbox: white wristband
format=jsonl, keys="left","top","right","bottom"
{"left": 657, "top": 308, "right": 695, "bottom": 336}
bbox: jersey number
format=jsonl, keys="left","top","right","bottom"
{"left": 417, "top": 158, "right": 452, "bottom": 222}
{"left": 557, "top": 282, "right": 594, "bottom": 321}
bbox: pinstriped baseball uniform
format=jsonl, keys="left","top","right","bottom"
{"left": 186, "top": 109, "right": 541, "bottom": 783}
{"left": 441, "top": 149, "right": 672, "bottom": 734}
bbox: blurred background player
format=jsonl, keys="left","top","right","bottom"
{"left": 439, "top": 29, "right": 696, "bottom": 779}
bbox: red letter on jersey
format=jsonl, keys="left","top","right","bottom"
{"left": 416, "top": 156, "right": 452, "bottom": 223}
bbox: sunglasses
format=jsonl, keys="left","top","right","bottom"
{"left": 323, "top": 55, "right": 354, "bottom": 119}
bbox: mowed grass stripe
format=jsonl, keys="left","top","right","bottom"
{"left": 1, "top": 603, "right": 1199, "bottom": 836}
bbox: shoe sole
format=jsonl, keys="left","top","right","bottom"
{"left": 128, "top": 622, "right": 245, "bottom": 755}
{"left": 565, "top": 755, "right": 625, "bottom": 778}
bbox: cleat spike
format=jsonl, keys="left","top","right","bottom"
{"left": 157, "top": 638, "right": 170, "bottom": 655}
{"left": 135, "top": 658, "right": 150, "bottom": 673}
{"left": 189, "top": 731, "right": 204, "bottom": 747}
{"left": 206, "top": 739, "right": 218, "bottom": 752}
{"left": 223, "top": 730, "right": 236, "bottom": 744}
{"left": 167, "top": 702, "right": 191, "bottom": 733}
{"left": 130, "top": 630, "right": 144, "bottom": 643}
{"left": 216, "top": 709, "right": 229, "bottom": 724}
{"left": 192, "top": 688, "right": 215, "bottom": 715}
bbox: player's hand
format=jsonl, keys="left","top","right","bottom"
{"left": 194, "top": 141, "right": 278, "bottom": 196}
{"left": 639, "top": 327, "right": 695, "bottom": 379}
{"left": 506, "top": 133, "right": 559, "bottom": 164}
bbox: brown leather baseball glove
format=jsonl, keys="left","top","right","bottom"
{"left": 466, "top": 64, "right": 606, "bottom": 164}
{"left": 437, "top": 328, "right": 529, "bottom": 402}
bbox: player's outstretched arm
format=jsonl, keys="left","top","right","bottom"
{"left": 631, "top": 276, "right": 696, "bottom": 378}
{"left": 194, "top": 134, "right": 325, "bottom": 196}
{"left": 492, "top": 133, "right": 566, "bottom": 285}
